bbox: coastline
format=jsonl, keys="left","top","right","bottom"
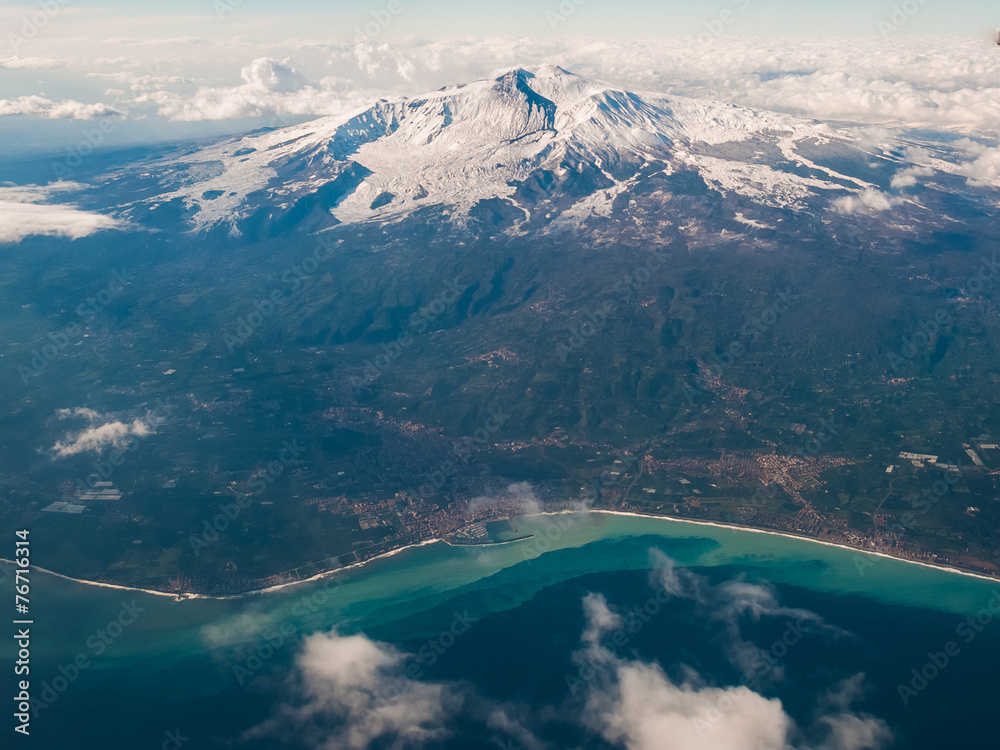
{"left": 441, "top": 534, "right": 535, "bottom": 548}
{"left": 6, "top": 508, "right": 998, "bottom": 600}
{"left": 0, "top": 538, "right": 445, "bottom": 603}
{"left": 570, "top": 509, "right": 1000, "bottom": 585}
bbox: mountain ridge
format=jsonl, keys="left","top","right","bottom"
{"left": 70, "top": 65, "right": 989, "bottom": 246}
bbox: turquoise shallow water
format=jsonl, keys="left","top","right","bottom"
{"left": 4, "top": 512, "right": 998, "bottom": 749}
{"left": 15, "top": 511, "right": 1000, "bottom": 663}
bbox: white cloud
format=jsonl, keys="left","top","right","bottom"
{"left": 648, "top": 550, "right": 834, "bottom": 683}
{"left": 138, "top": 56, "right": 357, "bottom": 122}
{"left": 8, "top": 36, "right": 998, "bottom": 138}
{"left": 51, "top": 407, "right": 152, "bottom": 458}
{"left": 576, "top": 581, "right": 890, "bottom": 750}
{"left": 953, "top": 138, "right": 1000, "bottom": 186}
{"left": 832, "top": 188, "right": 904, "bottom": 215}
{"left": 586, "top": 657, "right": 792, "bottom": 750}
{"left": 0, "top": 95, "right": 122, "bottom": 119}
{"left": 89, "top": 36, "right": 1000, "bottom": 136}
{"left": 813, "top": 676, "right": 893, "bottom": 750}
{"left": 200, "top": 611, "right": 276, "bottom": 649}
{"left": 241, "top": 57, "right": 308, "bottom": 93}
{"left": 651, "top": 548, "right": 705, "bottom": 599}
{"left": 890, "top": 165, "right": 933, "bottom": 189}
{"left": 582, "top": 593, "right": 623, "bottom": 646}
{"left": 0, "top": 56, "right": 64, "bottom": 69}
{"left": 465, "top": 481, "right": 548, "bottom": 518}
{"left": 0, "top": 184, "right": 121, "bottom": 243}
{"left": 56, "top": 407, "right": 102, "bottom": 422}
{"left": 254, "top": 557, "right": 889, "bottom": 750}
{"left": 248, "top": 629, "right": 460, "bottom": 750}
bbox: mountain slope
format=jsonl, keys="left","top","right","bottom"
{"left": 117, "top": 66, "right": 908, "bottom": 238}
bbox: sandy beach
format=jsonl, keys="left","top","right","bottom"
{"left": 573, "top": 509, "right": 1000, "bottom": 585}
{"left": 0, "top": 538, "right": 445, "bottom": 602}
{"left": 4, "top": 508, "right": 997, "bottom": 601}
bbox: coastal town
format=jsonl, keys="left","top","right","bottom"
{"left": 108, "top": 431, "right": 1000, "bottom": 596}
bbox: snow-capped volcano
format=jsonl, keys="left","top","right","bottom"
{"left": 117, "top": 66, "right": 934, "bottom": 237}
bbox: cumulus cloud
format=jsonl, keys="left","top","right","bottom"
{"left": 585, "top": 656, "right": 792, "bottom": 750}
{"left": 0, "top": 95, "right": 122, "bottom": 119}
{"left": 241, "top": 57, "right": 308, "bottom": 93}
{"left": 0, "top": 184, "right": 121, "bottom": 244}
{"left": 56, "top": 406, "right": 101, "bottom": 422}
{"left": 248, "top": 629, "right": 461, "bottom": 750}
{"left": 51, "top": 407, "right": 152, "bottom": 458}
{"left": 890, "top": 165, "right": 934, "bottom": 189}
{"left": 576, "top": 579, "right": 889, "bottom": 750}
{"left": 832, "top": 188, "right": 904, "bottom": 215}
{"left": 952, "top": 138, "right": 1000, "bottom": 186}
{"left": 139, "top": 56, "right": 355, "bottom": 122}
{"left": 254, "top": 555, "right": 888, "bottom": 750}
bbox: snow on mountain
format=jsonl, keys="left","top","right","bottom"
{"left": 129, "top": 66, "right": 893, "bottom": 235}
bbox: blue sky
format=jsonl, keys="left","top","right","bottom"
{"left": 3, "top": 0, "right": 999, "bottom": 41}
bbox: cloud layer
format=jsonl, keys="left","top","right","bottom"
{"left": 0, "top": 95, "right": 122, "bottom": 119}
{"left": 0, "top": 184, "right": 121, "bottom": 244}
{"left": 5, "top": 36, "right": 1000, "bottom": 138}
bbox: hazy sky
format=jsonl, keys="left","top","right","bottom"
{"left": 2, "top": 0, "right": 999, "bottom": 43}
{"left": 1, "top": 1, "right": 999, "bottom": 157}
